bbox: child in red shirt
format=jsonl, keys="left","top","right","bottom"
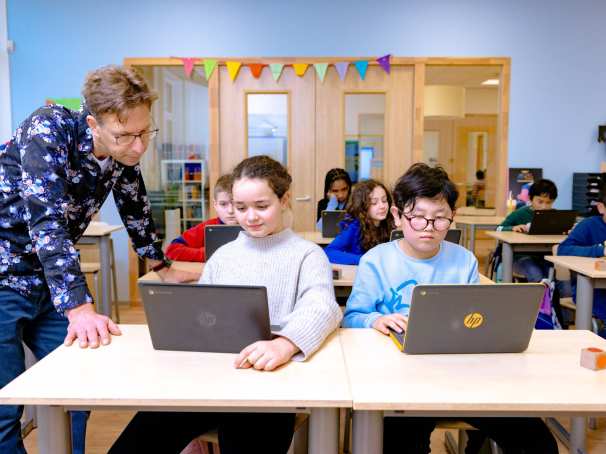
{"left": 165, "top": 174, "right": 237, "bottom": 261}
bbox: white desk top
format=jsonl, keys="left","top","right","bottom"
{"left": 454, "top": 216, "right": 504, "bottom": 226}
{"left": 139, "top": 261, "right": 204, "bottom": 282}
{"left": 486, "top": 231, "right": 566, "bottom": 245}
{"left": 340, "top": 328, "right": 606, "bottom": 413}
{"left": 0, "top": 325, "right": 351, "bottom": 409}
{"left": 545, "top": 255, "right": 606, "bottom": 279}
{"left": 297, "top": 231, "right": 333, "bottom": 245}
{"left": 83, "top": 222, "right": 124, "bottom": 237}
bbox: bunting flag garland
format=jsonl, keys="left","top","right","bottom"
{"left": 354, "top": 61, "right": 369, "bottom": 80}
{"left": 269, "top": 63, "right": 284, "bottom": 81}
{"left": 204, "top": 59, "right": 218, "bottom": 80}
{"left": 174, "top": 57, "right": 201, "bottom": 78}
{"left": 292, "top": 63, "right": 309, "bottom": 77}
{"left": 226, "top": 61, "right": 242, "bottom": 81}
{"left": 249, "top": 63, "right": 265, "bottom": 78}
{"left": 376, "top": 54, "right": 391, "bottom": 74}
{"left": 314, "top": 63, "right": 328, "bottom": 82}
{"left": 335, "top": 62, "right": 350, "bottom": 81}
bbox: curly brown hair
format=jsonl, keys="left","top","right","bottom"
{"left": 345, "top": 179, "right": 394, "bottom": 251}
{"left": 82, "top": 65, "right": 158, "bottom": 123}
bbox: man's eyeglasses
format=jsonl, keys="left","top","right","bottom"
{"left": 402, "top": 213, "right": 453, "bottom": 232}
{"left": 112, "top": 128, "right": 159, "bottom": 146}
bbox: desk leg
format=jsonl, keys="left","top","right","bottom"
{"left": 575, "top": 275, "right": 594, "bottom": 331}
{"left": 38, "top": 406, "right": 71, "bottom": 454}
{"left": 469, "top": 225, "right": 476, "bottom": 253}
{"left": 501, "top": 242, "right": 513, "bottom": 283}
{"left": 462, "top": 226, "right": 468, "bottom": 250}
{"left": 98, "top": 236, "right": 111, "bottom": 317}
{"left": 352, "top": 410, "right": 382, "bottom": 454}
{"left": 309, "top": 408, "right": 338, "bottom": 454}
{"left": 570, "top": 416, "right": 587, "bottom": 454}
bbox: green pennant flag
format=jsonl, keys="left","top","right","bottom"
{"left": 269, "top": 63, "right": 284, "bottom": 81}
{"left": 204, "top": 59, "right": 218, "bottom": 81}
{"left": 314, "top": 63, "right": 328, "bottom": 82}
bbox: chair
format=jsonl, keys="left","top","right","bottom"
{"left": 440, "top": 420, "right": 503, "bottom": 454}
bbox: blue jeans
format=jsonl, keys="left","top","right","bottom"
{"left": 0, "top": 286, "right": 88, "bottom": 453}
{"left": 512, "top": 255, "right": 550, "bottom": 282}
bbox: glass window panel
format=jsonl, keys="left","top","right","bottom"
{"left": 247, "top": 94, "right": 288, "bottom": 166}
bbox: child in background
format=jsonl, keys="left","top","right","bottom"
{"left": 497, "top": 178, "right": 559, "bottom": 282}
{"left": 316, "top": 168, "right": 352, "bottom": 231}
{"left": 343, "top": 163, "right": 557, "bottom": 454}
{"left": 558, "top": 182, "right": 606, "bottom": 336}
{"left": 110, "top": 155, "right": 342, "bottom": 454}
{"left": 165, "top": 174, "right": 237, "bottom": 262}
{"left": 324, "top": 179, "right": 393, "bottom": 265}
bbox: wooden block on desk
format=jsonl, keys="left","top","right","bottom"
{"left": 594, "top": 260, "right": 606, "bottom": 271}
{"left": 580, "top": 347, "right": 606, "bottom": 370}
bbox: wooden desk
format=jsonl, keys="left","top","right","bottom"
{"left": 138, "top": 261, "right": 204, "bottom": 282}
{"left": 340, "top": 328, "right": 606, "bottom": 454}
{"left": 486, "top": 231, "right": 565, "bottom": 283}
{"left": 298, "top": 231, "right": 333, "bottom": 246}
{"left": 78, "top": 222, "right": 124, "bottom": 317}
{"left": 455, "top": 207, "right": 497, "bottom": 216}
{"left": 545, "top": 256, "right": 606, "bottom": 331}
{"left": 454, "top": 216, "right": 504, "bottom": 254}
{"left": 0, "top": 325, "right": 351, "bottom": 454}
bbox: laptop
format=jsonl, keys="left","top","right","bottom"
{"left": 390, "top": 228, "right": 462, "bottom": 245}
{"left": 205, "top": 225, "right": 243, "bottom": 260}
{"left": 139, "top": 281, "right": 271, "bottom": 353}
{"left": 321, "top": 210, "right": 346, "bottom": 237}
{"left": 527, "top": 210, "right": 577, "bottom": 235}
{"left": 388, "top": 283, "right": 544, "bottom": 354}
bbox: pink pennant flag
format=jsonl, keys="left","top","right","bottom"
{"left": 376, "top": 54, "right": 391, "bottom": 74}
{"left": 173, "top": 57, "right": 201, "bottom": 78}
{"left": 335, "top": 62, "right": 350, "bottom": 81}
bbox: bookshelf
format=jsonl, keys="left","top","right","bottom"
{"left": 160, "top": 159, "right": 206, "bottom": 230}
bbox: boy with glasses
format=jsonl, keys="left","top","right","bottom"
{"left": 0, "top": 65, "right": 195, "bottom": 453}
{"left": 343, "top": 163, "right": 557, "bottom": 453}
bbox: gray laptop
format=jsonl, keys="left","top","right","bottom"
{"left": 527, "top": 210, "right": 577, "bottom": 235}
{"left": 390, "top": 228, "right": 462, "bottom": 245}
{"left": 321, "top": 210, "right": 346, "bottom": 237}
{"left": 205, "top": 225, "right": 243, "bottom": 260}
{"left": 139, "top": 281, "right": 271, "bottom": 353}
{"left": 390, "top": 284, "right": 544, "bottom": 354}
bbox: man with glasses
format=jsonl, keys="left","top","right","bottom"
{"left": 0, "top": 65, "right": 196, "bottom": 453}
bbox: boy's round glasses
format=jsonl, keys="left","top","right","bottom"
{"left": 402, "top": 214, "right": 453, "bottom": 232}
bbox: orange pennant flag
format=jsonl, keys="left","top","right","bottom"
{"left": 292, "top": 63, "right": 309, "bottom": 77}
{"left": 249, "top": 64, "right": 265, "bottom": 78}
{"left": 226, "top": 61, "right": 242, "bottom": 81}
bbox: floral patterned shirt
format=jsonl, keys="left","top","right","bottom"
{"left": 0, "top": 105, "right": 164, "bottom": 313}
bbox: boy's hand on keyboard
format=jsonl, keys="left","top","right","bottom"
{"left": 372, "top": 314, "right": 408, "bottom": 335}
{"left": 512, "top": 224, "right": 529, "bottom": 233}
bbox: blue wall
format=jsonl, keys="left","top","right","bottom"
{"left": 6, "top": 1, "right": 606, "bottom": 295}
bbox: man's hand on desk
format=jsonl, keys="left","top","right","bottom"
{"left": 156, "top": 266, "right": 201, "bottom": 283}
{"left": 64, "top": 303, "right": 121, "bottom": 348}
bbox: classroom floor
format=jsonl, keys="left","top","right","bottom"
{"left": 22, "top": 305, "right": 604, "bottom": 454}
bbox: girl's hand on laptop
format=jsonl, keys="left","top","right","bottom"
{"left": 512, "top": 224, "right": 529, "bottom": 233}
{"left": 372, "top": 314, "right": 408, "bottom": 335}
{"left": 158, "top": 267, "right": 201, "bottom": 283}
{"left": 234, "top": 337, "right": 299, "bottom": 371}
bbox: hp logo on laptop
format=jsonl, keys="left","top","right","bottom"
{"left": 464, "top": 312, "right": 484, "bottom": 329}
{"left": 198, "top": 312, "right": 217, "bottom": 327}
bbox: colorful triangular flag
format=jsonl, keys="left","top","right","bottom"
{"left": 376, "top": 54, "right": 391, "bottom": 74}
{"left": 354, "top": 61, "right": 369, "bottom": 80}
{"left": 314, "top": 63, "right": 328, "bottom": 82}
{"left": 292, "top": 63, "right": 309, "bottom": 77}
{"left": 335, "top": 62, "right": 350, "bottom": 81}
{"left": 249, "top": 63, "right": 265, "bottom": 78}
{"left": 269, "top": 63, "right": 284, "bottom": 81}
{"left": 174, "top": 57, "right": 201, "bottom": 78}
{"left": 203, "top": 59, "right": 218, "bottom": 81}
{"left": 226, "top": 61, "right": 242, "bottom": 81}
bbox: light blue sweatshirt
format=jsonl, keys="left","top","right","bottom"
{"left": 343, "top": 240, "right": 480, "bottom": 328}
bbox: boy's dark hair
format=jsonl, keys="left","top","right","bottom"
{"left": 392, "top": 163, "right": 459, "bottom": 212}
{"left": 345, "top": 179, "right": 394, "bottom": 251}
{"left": 323, "top": 168, "right": 352, "bottom": 198}
{"left": 232, "top": 155, "right": 292, "bottom": 198}
{"left": 213, "top": 174, "right": 234, "bottom": 199}
{"left": 529, "top": 179, "right": 558, "bottom": 200}
{"left": 475, "top": 169, "right": 485, "bottom": 180}
{"left": 599, "top": 181, "right": 606, "bottom": 205}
